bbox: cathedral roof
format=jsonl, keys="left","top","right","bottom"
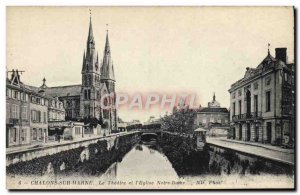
{"left": 43, "top": 85, "right": 81, "bottom": 97}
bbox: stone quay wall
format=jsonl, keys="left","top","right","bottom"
{"left": 6, "top": 132, "right": 141, "bottom": 176}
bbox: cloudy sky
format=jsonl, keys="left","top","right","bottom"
{"left": 7, "top": 7, "right": 294, "bottom": 122}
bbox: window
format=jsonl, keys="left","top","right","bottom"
{"left": 38, "top": 128, "right": 42, "bottom": 140}
{"left": 13, "top": 91, "right": 18, "bottom": 99}
{"left": 238, "top": 90, "right": 242, "bottom": 96}
{"left": 8, "top": 89, "right": 12, "bottom": 98}
{"left": 21, "top": 106, "right": 27, "bottom": 120}
{"left": 254, "top": 95, "right": 258, "bottom": 113}
{"left": 31, "top": 110, "right": 36, "bottom": 122}
{"left": 84, "top": 90, "right": 88, "bottom": 100}
{"left": 233, "top": 102, "right": 236, "bottom": 115}
{"left": 75, "top": 127, "right": 81, "bottom": 134}
{"left": 10, "top": 128, "right": 17, "bottom": 143}
{"left": 31, "top": 110, "right": 41, "bottom": 122}
{"left": 21, "top": 129, "right": 26, "bottom": 142}
{"left": 12, "top": 104, "right": 19, "bottom": 119}
{"left": 202, "top": 118, "right": 207, "bottom": 124}
{"left": 6, "top": 103, "right": 10, "bottom": 118}
{"left": 21, "top": 93, "right": 25, "bottom": 101}
{"left": 266, "top": 91, "right": 271, "bottom": 112}
{"left": 38, "top": 111, "right": 41, "bottom": 122}
{"left": 44, "top": 112, "right": 47, "bottom": 123}
{"left": 238, "top": 100, "right": 242, "bottom": 115}
{"left": 32, "top": 128, "right": 37, "bottom": 141}
{"left": 88, "top": 90, "right": 91, "bottom": 100}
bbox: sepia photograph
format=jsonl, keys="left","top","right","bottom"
{"left": 5, "top": 6, "right": 295, "bottom": 190}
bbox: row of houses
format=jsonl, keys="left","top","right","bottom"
{"left": 6, "top": 70, "right": 109, "bottom": 148}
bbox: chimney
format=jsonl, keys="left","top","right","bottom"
{"left": 275, "top": 48, "right": 287, "bottom": 64}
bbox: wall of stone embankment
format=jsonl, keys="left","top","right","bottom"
{"left": 158, "top": 132, "right": 210, "bottom": 176}
{"left": 6, "top": 132, "right": 141, "bottom": 176}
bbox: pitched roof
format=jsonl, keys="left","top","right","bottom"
{"left": 198, "top": 107, "right": 229, "bottom": 113}
{"left": 44, "top": 85, "right": 81, "bottom": 97}
{"left": 230, "top": 53, "right": 292, "bottom": 89}
{"left": 22, "top": 84, "right": 54, "bottom": 99}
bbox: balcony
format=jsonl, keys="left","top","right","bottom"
{"left": 232, "top": 112, "right": 262, "bottom": 122}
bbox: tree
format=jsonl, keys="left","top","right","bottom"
{"left": 161, "top": 109, "right": 196, "bottom": 134}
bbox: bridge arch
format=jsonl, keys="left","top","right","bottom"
{"left": 141, "top": 133, "right": 158, "bottom": 142}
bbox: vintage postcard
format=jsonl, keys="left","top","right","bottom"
{"left": 6, "top": 6, "right": 295, "bottom": 190}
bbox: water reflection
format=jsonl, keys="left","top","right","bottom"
{"left": 100, "top": 144, "right": 178, "bottom": 181}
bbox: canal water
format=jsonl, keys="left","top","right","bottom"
{"left": 96, "top": 140, "right": 294, "bottom": 189}
{"left": 100, "top": 144, "right": 178, "bottom": 181}
{"left": 7, "top": 133, "right": 294, "bottom": 189}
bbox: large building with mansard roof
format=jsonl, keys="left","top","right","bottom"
{"left": 228, "top": 47, "right": 295, "bottom": 146}
{"left": 40, "top": 14, "right": 118, "bottom": 132}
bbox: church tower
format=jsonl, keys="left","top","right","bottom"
{"left": 80, "top": 13, "right": 102, "bottom": 119}
{"left": 100, "top": 30, "right": 117, "bottom": 131}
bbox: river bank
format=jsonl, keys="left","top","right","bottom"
{"left": 6, "top": 132, "right": 140, "bottom": 176}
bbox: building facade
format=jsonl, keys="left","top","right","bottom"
{"left": 29, "top": 91, "right": 49, "bottom": 144}
{"left": 42, "top": 15, "right": 118, "bottom": 132}
{"left": 6, "top": 71, "right": 31, "bottom": 148}
{"left": 194, "top": 93, "right": 230, "bottom": 133}
{"left": 228, "top": 48, "right": 295, "bottom": 146}
{"left": 6, "top": 70, "right": 66, "bottom": 147}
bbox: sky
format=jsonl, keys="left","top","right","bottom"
{"left": 7, "top": 6, "right": 294, "bottom": 122}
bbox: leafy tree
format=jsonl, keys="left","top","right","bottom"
{"left": 161, "top": 108, "right": 196, "bottom": 134}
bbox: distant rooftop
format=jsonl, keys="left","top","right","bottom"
{"left": 44, "top": 85, "right": 82, "bottom": 97}
{"left": 198, "top": 107, "right": 229, "bottom": 113}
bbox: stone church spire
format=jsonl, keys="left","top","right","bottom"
{"left": 81, "top": 50, "right": 86, "bottom": 73}
{"left": 101, "top": 30, "right": 115, "bottom": 81}
{"left": 87, "top": 10, "right": 94, "bottom": 46}
{"left": 82, "top": 10, "right": 99, "bottom": 74}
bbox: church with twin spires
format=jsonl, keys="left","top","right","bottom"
{"left": 40, "top": 14, "right": 117, "bottom": 131}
